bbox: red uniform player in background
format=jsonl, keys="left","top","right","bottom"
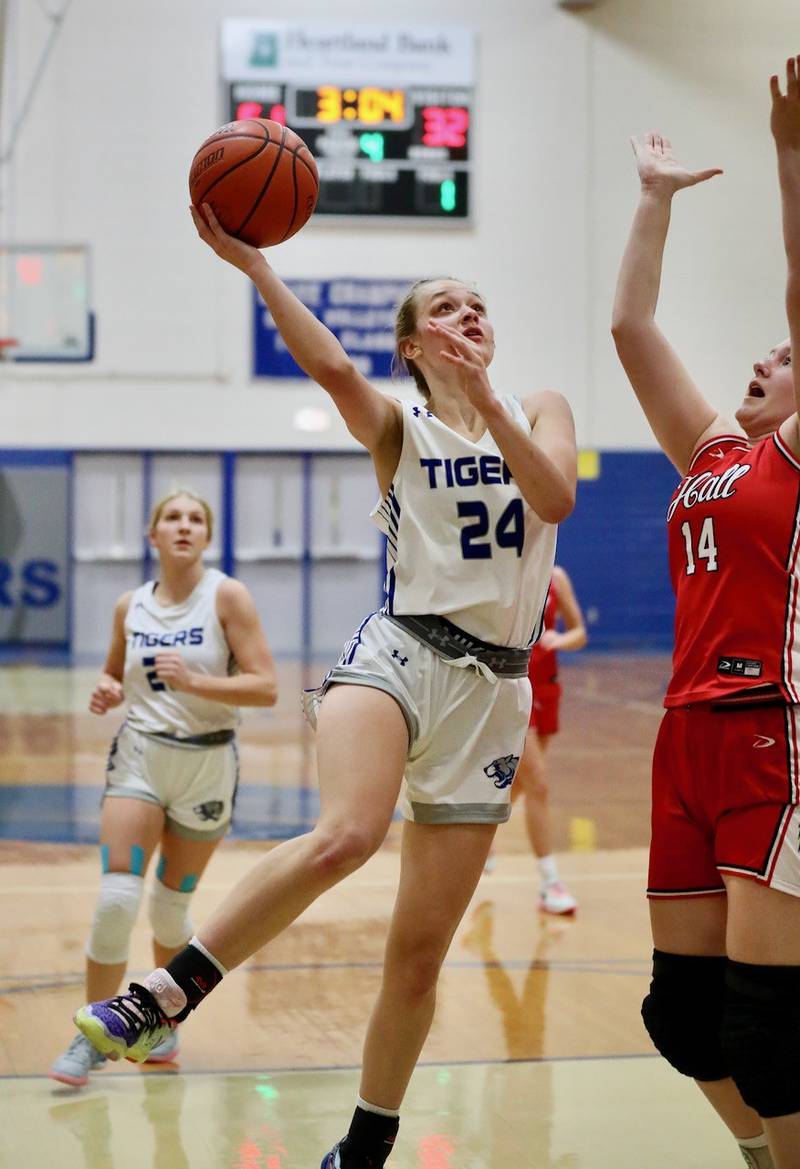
{"left": 512, "top": 566, "right": 587, "bottom": 914}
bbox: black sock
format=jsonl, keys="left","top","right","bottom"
{"left": 339, "top": 1105, "right": 399, "bottom": 1167}
{"left": 165, "top": 942, "right": 224, "bottom": 1022}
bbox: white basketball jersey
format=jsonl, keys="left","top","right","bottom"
{"left": 373, "top": 397, "right": 557, "bottom": 647}
{"left": 123, "top": 568, "right": 238, "bottom": 737}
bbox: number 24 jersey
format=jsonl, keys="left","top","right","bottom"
{"left": 372, "top": 397, "right": 557, "bottom": 649}
{"left": 666, "top": 431, "right": 800, "bottom": 707}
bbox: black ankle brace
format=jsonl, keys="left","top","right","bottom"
{"left": 165, "top": 942, "right": 224, "bottom": 1022}
{"left": 343, "top": 1105, "right": 399, "bottom": 1167}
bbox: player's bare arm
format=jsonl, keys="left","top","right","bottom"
{"left": 773, "top": 56, "right": 800, "bottom": 457}
{"left": 88, "top": 591, "right": 130, "bottom": 715}
{"left": 191, "top": 204, "right": 402, "bottom": 458}
{"left": 611, "top": 133, "right": 734, "bottom": 474}
{"left": 548, "top": 566, "right": 588, "bottom": 652}
{"left": 153, "top": 579, "right": 278, "bottom": 707}
{"left": 490, "top": 386, "right": 577, "bottom": 524}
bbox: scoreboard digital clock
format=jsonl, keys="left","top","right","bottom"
{"left": 227, "top": 82, "right": 472, "bottom": 220}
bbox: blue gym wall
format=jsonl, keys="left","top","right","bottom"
{"left": 0, "top": 448, "right": 678, "bottom": 658}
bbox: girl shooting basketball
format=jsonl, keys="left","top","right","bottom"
{"left": 73, "top": 205, "right": 576, "bottom": 1168}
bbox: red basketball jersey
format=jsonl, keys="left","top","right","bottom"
{"left": 529, "top": 582, "right": 559, "bottom": 687}
{"left": 665, "top": 431, "right": 800, "bottom": 707}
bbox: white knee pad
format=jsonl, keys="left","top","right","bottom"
{"left": 86, "top": 872, "right": 144, "bottom": 964}
{"left": 148, "top": 880, "right": 194, "bottom": 950}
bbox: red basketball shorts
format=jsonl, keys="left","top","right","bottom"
{"left": 647, "top": 702, "right": 800, "bottom": 899}
{"left": 530, "top": 681, "right": 561, "bottom": 736}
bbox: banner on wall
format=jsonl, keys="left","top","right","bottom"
{"left": 253, "top": 278, "right": 416, "bottom": 379}
{"left": 221, "top": 20, "right": 475, "bottom": 86}
{"left": 0, "top": 454, "right": 69, "bottom": 646}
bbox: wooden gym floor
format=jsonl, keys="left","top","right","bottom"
{"left": 0, "top": 657, "right": 741, "bottom": 1167}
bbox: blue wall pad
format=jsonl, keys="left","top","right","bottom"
{"left": 558, "top": 451, "right": 678, "bottom": 652}
{"left": 0, "top": 784, "right": 322, "bottom": 845}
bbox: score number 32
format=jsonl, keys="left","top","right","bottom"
{"left": 681, "top": 516, "right": 718, "bottom": 575}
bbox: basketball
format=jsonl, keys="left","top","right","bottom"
{"left": 189, "top": 118, "right": 319, "bottom": 248}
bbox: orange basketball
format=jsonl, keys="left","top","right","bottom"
{"left": 189, "top": 118, "right": 319, "bottom": 248}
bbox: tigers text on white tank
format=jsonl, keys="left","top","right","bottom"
{"left": 123, "top": 568, "right": 238, "bottom": 738}
{"left": 372, "top": 397, "right": 557, "bottom": 647}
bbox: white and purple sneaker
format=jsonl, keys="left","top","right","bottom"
{"left": 74, "top": 982, "right": 173, "bottom": 1063}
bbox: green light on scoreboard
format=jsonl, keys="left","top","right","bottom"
{"left": 440, "top": 180, "right": 456, "bottom": 213}
{"left": 359, "top": 133, "right": 384, "bottom": 162}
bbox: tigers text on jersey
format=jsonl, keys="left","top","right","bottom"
{"left": 123, "top": 568, "right": 238, "bottom": 737}
{"left": 666, "top": 431, "right": 800, "bottom": 706}
{"left": 372, "top": 397, "right": 557, "bottom": 648}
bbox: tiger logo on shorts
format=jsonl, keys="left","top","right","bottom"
{"left": 483, "top": 755, "right": 520, "bottom": 789}
{"left": 193, "top": 800, "right": 225, "bottom": 822}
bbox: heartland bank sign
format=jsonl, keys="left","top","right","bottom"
{"left": 221, "top": 20, "right": 476, "bottom": 86}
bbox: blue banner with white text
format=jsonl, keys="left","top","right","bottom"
{"left": 253, "top": 277, "right": 414, "bottom": 379}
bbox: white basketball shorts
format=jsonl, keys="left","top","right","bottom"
{"left": 304, "top": 611, "right": 532, "bottom": 824}
{"left": 103, "top": 723, "right": 238, "bottom": 839}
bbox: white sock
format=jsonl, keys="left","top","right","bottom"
{"left": 145, "top": 968, "right": 187, "bottom": 1017}
{"left": 738, "top": 1134, "right": 774, "bottom": 1169}
{"left": 538, "top": 855, "right": 559, "bottom": 886}
{"left": 357, "top": 1095, "right": 400, "bottom": 1119}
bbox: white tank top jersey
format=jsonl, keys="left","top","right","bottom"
{"left": 372, "top": 396, "right": 558, "bottom": 647}
{"left": 122, "top": 567, "right": 238, "bottom": 738}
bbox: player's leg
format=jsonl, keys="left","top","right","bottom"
{"left": 514, "top": 722, "right": 576, "bottom": 913}
{"left": 648, "top": 896, "right": 766, "bottom": 1148}
{"left": 644, "top": 706, "right": 769, "bottom": 1164}
{"left": 194, "top": 683, "right": 407, "bottom": 967}
{"left": 326, "top": 819, "right": 496, "bottom": 1169}
{"left": 142, "top": 827, "right": 223, "bottom": 1064}
{"left": 87, "top": 796, "right": 165, "bottom": 997}
{"left": 147, "top": 737, "right": 238, "bottom": 970}
{"left": 149, "top": 829, "right": 221, "bottom": 968}
{"left": 50, "top": 794, "right": 163, "bottom": 1084}
{"left": 514, "top": 729, "right": 552, "bottom": 855}
{"left": 75, "top": 684, "right": 408, "bottom": 1060}
{"left": 722, "top": 876, "right": 800, "bottom": 1168}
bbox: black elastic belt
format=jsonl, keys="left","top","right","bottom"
{"left": 150, "top": 728, "right": 236, "bottom": 747}
{"left": 388, "top": 613, "right": 531, "bottom": 678}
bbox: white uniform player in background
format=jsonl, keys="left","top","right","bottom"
{"left": 75, "top": 207, "right": 577, "bottom": 1169}
{"left": 50, "top": 489, "right": 277, "bottom": 1087}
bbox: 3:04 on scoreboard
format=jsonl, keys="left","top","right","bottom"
{"left": 227, "top": 82, "right": 472, "bottom": 221}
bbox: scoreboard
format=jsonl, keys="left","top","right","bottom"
{"left": 228, "top": 83, "right": 471, "bottom": 219}
{"left": 221, "top": 21, "right": 476, "bottom": 223}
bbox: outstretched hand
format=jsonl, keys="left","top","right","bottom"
{"left": 631, "top": 133, "right": 723, "bottom": 197}
{"left": 771, "top": 55, "right": 800, "bottom": 151}
{"left": 190, "top": 203, "right": 266, "bottom": 277}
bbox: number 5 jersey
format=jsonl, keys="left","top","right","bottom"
{"left": 666, "top": 431, "right": 800, "bottom": 707}
{"left": 123, "top": 567, "right": 238, "bottom": 738}
{"left": 372, "top": 397, "right": 557, "bottom": 649}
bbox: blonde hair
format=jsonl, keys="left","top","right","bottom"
{"left": 149, "top": 489, "right": 213, "bottom": 540}
{"left": 392, "top": 277, "right": 477, "bottom": 401}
